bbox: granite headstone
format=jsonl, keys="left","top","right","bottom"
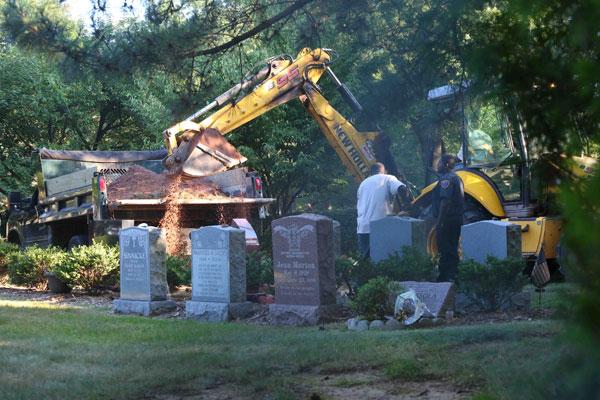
{"left": 186, "top": 225, "right": 247, "bottom": 322}
{"left": 114, "top": 226, "right": 175, "bottom": 316}
{"left": 461, "top": 221, "right": 522, "bottom": 263}
{"left": 269, "top": 213, "right": 338, "bottom": 325}
{"left": 370, "top": 216, "right": 427, "bottom": 262}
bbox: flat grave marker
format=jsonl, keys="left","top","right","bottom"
{"left": 396, "top": 281, "right": 455, "bottom": 318}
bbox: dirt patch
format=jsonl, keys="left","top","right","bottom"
{"left": 0, "top": 286, "right": 194, "bottom": 317}
{"left": 142, "top": 371, "right": 472, "bottom": 400}
{"left": 0, "top": 286, "right": 115, "bottom": 309}
{"left": 107, "top": 165, "right": 223, "bottom": 202}
{"left": 142, "top": 386, "right": 253, "bottom": 400}
{"left": 300, "top": 370, "right": 472, "bottom": 400}
{"left": 447, "top": 308, "right": 554, "bottom": 326}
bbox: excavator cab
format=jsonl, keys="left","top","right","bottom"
{"left": 425, "top": 84, "right": 563, "bottom": 219}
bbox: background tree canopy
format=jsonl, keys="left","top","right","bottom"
{"left": 2, "top": 0, "right": 595, "bottom": 202}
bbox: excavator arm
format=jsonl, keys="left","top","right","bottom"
{"left": 163, "top": 48, "right": 397, "bottom": 181}
{"left": 300, "top": 82, "right": 398, "bottom": 180}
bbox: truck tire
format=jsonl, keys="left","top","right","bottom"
{"left": 68, "top": 235, "right": 88, "bottom": 250}
{"left": 7, "top": 230, "right": 21, "bottom": 248}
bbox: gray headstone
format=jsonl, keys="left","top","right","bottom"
{"left": 461, "top": 221, "right": 522, "bottom": 263}
{"left": 190, "top": 226, "right": 246, "bottom": 303}
{"left": 271, "top": 213, "right": 336, "bottom": 306}
{"left": 396, "top": 281, "right": 455, "bottom": 318}
{"left": 186, "top": 225, "right": 246, "bottom": 322}
{"left": 269, "top": 213, "right": 339, "bottom": 325}
{"left": 370, "top": 217, "right": 427, "bottom": 262}
{"left": 119, "top": 226, "right": 169, "bottom": 301}
{"left": 115, "top": 226, "right": 175, "bottom": 316}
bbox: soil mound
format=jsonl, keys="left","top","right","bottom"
{"left": 107, "top": 165, "right": 223, "bottom": 202}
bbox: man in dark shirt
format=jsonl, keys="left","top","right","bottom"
{"left": 432, "top": 154, "right": 464, "bottom": 282}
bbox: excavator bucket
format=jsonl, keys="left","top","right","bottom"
{"left": 164, "top": 128, "right": 247, "bottom": 178}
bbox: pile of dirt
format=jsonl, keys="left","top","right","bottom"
{"left": 107, "top": 165, "right": 224, "bottom": 202}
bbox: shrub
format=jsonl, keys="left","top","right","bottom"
{"left": 246, "top": 250, "right": 273, "bottom": 292}
{"left": 458, "top": 256, "right": 528, "bottom": 311}
{"left": 0, "top": 240, "right": 19, "bottom": 277}
{"left": 351, "top": 276, "right": 398, "bottom": 321}
{"left": 166, "top": 255, "right": 191, "bottom": 289}
{"left": 336, "top": 248, "right": 437, "bottom": 296}
{"left": 335, "top": 254, "right": 359, "bottom": 290}
{"left": 52, "top": 241, "right": 119, "bottom": 292}
{"left": 8, "top": 246, "right": 66, "bottom": 287}
{"left": 377, "top": 247, "right": 438, "bottom": 282}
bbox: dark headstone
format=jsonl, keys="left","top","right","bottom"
{"left": 186, "top": 225, "right": 247, "bottom": 322}
{"left": 271, "top": 213, "right": 336, "bottom": 306}
{"left": 370, "top": 217, "right": 427, "bottom": 262}
{"left": 396, "top": 281, "right": 455, "bottom": 318}
{"left": 269, "top": 213, "right": 338, "bottom": 325}
{"left": 461, "top": 221, "right": 522, "bottom": 263}
{"left": 114, "top": 226, "right": 175, "bottom": 316}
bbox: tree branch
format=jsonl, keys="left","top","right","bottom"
{"left": 184, "top": 0, "right": 315, "bottom": 57}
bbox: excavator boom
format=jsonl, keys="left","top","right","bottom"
{"left": 163, "top": 48, "right": 398, "bottom": 181}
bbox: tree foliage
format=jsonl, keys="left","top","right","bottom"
{"left": 0, "top": 0, "right": 597, "bottom": 215}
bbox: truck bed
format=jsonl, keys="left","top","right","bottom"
{"left": 109, "top": 197, "right": 274, "bottom": 209}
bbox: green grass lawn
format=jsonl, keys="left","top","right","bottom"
{"left": 0, "top": 297, "right": 569, "bottom": 400}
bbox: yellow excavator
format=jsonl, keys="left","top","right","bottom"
{"left": 162, "top": 47, "right": 397, "bottom": 180}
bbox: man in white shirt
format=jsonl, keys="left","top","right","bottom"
{"left": 356, "top": 162, "right": 408, "bottom": 258}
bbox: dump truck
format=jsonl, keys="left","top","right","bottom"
{"left": 2, "top": 145, "right": 272, "bottom": 250}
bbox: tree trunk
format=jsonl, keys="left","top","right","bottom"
{"left": 93, "top": 110, "right": 107, "bottom": 150}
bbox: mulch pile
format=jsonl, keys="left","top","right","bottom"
{"left": 107, "top": 165, "right": 225, "bottom": 202}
